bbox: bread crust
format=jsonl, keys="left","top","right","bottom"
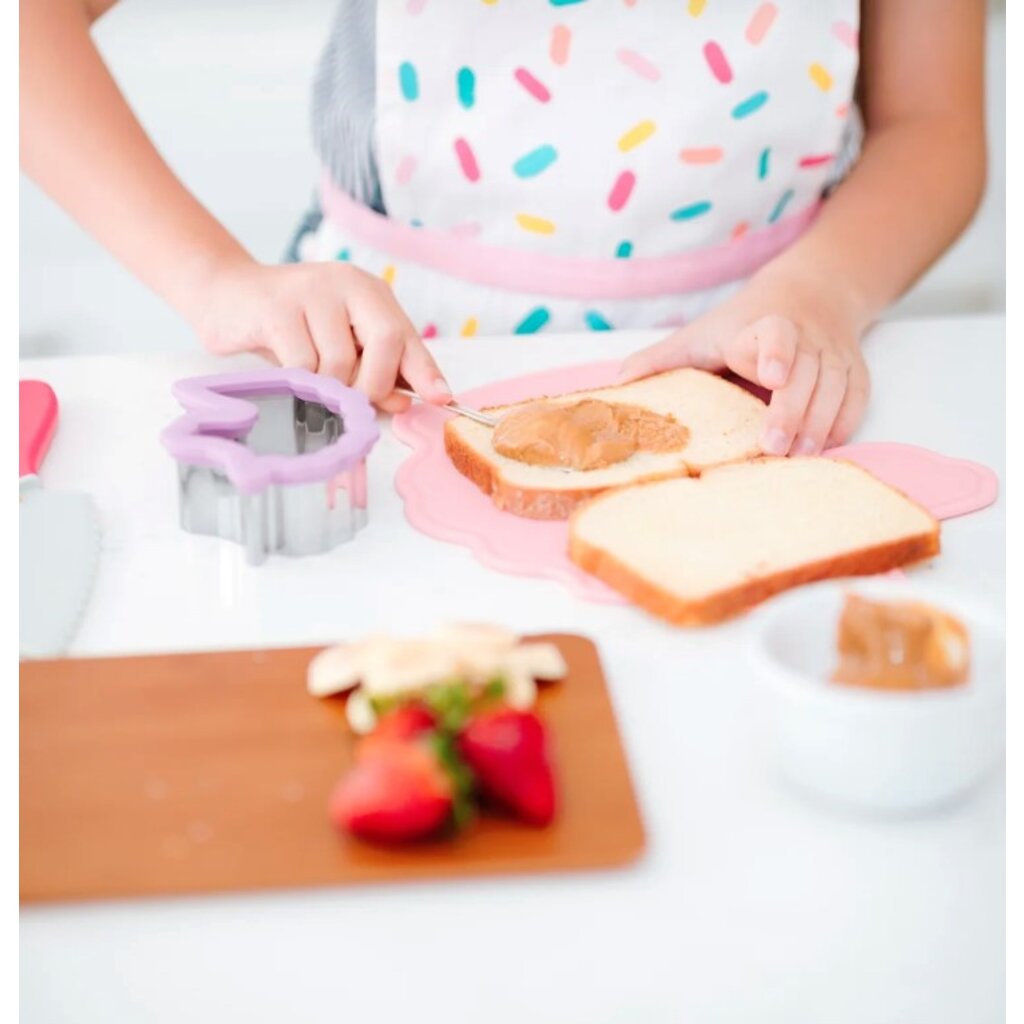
{"left": 442, "top": 369, "right": 765, "bottom": 521}
{"left": 566, "top": 458, "right": 943, "bottom": 625}
{"left": 444, "top": 419, "right": 701, "bottom": 520}
{"left": 569, "top": 529, "right": 941, "bottom": 626}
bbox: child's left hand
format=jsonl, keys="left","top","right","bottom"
{"left": 618, "top": 262, "right": 870, "bottom": 455}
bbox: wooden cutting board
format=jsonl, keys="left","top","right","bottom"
{"left": 20, "top": 634, "right": 645, "bottom": 903}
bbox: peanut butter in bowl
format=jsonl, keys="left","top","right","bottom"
{"left": 832, "top": 593, "right": 970, "bottom": 692}
{"left": 491, "top": 399, "right": 690, "bottom": 472}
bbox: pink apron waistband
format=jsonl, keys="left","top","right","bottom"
{"left": 319, "top": 173, "right": 820, "bottom": 301}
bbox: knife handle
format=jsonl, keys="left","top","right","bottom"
{"left": 20, "top": 381, "right": 59, "bottom": 479}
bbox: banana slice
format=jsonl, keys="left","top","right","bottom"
{"left": 501, "top": 670, "right": 538, "bottom": 710}
{"left": 307, "top": 644, "right": 362, "bottom": 697}
{"left": 309, "top": 627, "right": 567, "bottom": 732}
{"left": 359, "top": 639, "right": 463, "bottom": 696}
{"left": 504, "top": 642, "right": 568, "bottom": 681}
{"left": 345, "top": 690, "right": 378, "bottom": 734}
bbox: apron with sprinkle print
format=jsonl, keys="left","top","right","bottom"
{"left": 301, "top": 0, "right": 861, "bottom": 339}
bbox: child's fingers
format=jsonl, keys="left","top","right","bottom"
{"left": 745, "top": 315, "right": 799, "bottom": 389}
{"left": 759, "top": 349, "right": 819, "bottom": 455}
{"left": 353, "top": 324, "right": 406, "bottom": 404}
{"left": 791, "top": 361, "right": 847, "bottom": 455}
{"left": 270, "top": 315, "right": 319, "bottom": 373}
{"left": 826, "top": 362, "right": 870, "bottom": 447}
{"left": 305, "top": 298, "right": 357, "bottom": 383}
{"left": 616, "top": 325, "right": 719, "bottom": 383}
{"left": 348, "top": 283, "right": 417, "bottom": 403}
{"left": 399, "top": 335, "right": 451, "bottom": 404}
{"left": 376, "top": 391, "right": 414, "bottom": 414}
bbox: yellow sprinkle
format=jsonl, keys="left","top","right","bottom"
{"left": 688, "top": 0, "right": 707, "bottom": 15}
{"left": 515, "top": 213, "right": 556, "bottom": 235}
{"left": 809, "top": 63, "right": 833, "bottom": 91}
{"left": 381, "top": 264, "right": 396, "bottom": 286}
{"left": 481, "top": 0, "right": 499, "bottom": 4}
{"left": 618, "top": 120, "right": 656, "bottom": 153}
{"left": 460, "top": 316, "right": 478, "bottom": 338}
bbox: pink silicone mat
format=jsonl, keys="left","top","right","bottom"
{"left": 392, "top": 361, "right": 999, "bottom": 603}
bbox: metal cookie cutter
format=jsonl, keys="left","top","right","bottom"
{"left": 160, "top": 369, "right": 379, "bottom": 565}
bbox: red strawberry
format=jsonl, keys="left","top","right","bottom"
{"left": 363, "top": 703, "right": 436, "bottom": 751}
{"left": 458, "top": 709, "right": 556, "bottom": 826}
{"left": 329, "top": 739, "right": 453, "bottom": 843}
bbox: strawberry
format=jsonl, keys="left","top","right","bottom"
{"left": 329, "top": 739, "right": 453, "bottom": 843}
{"left": 458, "top": 709, "right": 556, "bottom": 826}
{"left": 361, "top": 703, "right": 436, "bottom": 755}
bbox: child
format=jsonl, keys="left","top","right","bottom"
{"left": 21, "top": 1, "right": 985, "bottom": 455}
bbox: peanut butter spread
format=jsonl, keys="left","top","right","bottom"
{"left": 832, "top": 594, "right": 970, "bottom": 692}
{"left": 491, "top": 399, "right": 690, "bottom": 471}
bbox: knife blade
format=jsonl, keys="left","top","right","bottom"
{"left": 19, "top": 381, "right": 102, "bottom": 659}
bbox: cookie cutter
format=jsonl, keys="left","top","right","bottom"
{"left": 160, "top": 368, "right": 379, "bottom": 565}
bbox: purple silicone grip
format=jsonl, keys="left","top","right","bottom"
{"left": 160, "top": 369, "right": 379, "bottom": 494}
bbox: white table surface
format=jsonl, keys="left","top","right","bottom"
{"left": 20, "top": 316, "right": 1006, "bottom": 1024}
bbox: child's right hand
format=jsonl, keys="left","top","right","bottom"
{"left": 188, "top": 258, "right": 451, "bottom": 412}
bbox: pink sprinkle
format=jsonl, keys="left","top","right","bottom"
{"left": 798, "top": 153, "right": 835, "bottom": 168}
{"left": 607, "top": 170, "right": 636, "bottom": 212}
{"left": 835, "top": 102, "right": 850, "bottom": 118}
{"left": 702, "top": 41, "right": 733, "bottom": 84}
{"left": 406, "top": 0, "right": 428, "bottom": 12}
{"left": 832, "top": 20, "right": 858, "bottom": 50}
{"left": 745, "top": 3, "right": 777, "bottom": 45}
{"left": 617, "top": 48, "right": 661, "bottom": 82}
{"left": 550, "top": 25, "right": 571, "bottom": 66}
{"left": 450, "top": 222, "right": 481, "bottom": 238}
{"left": 395, "top": 154, "right": 417, "bottom": 185}
{"left": 679, "top": 146, "right": 724, "bottom": 165}
{"left": 514, "top": 67, "right": 551, "bottom": 103}
{"left": 731, "top": 222, "right": 749, "bottom": 239}
{"left": 453, "top": 137, "right": 480, "bottom": 182}
{"left": 422, "top": 324, "right": 438, "bottom": 340}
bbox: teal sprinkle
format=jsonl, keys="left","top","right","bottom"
{"left": 768, "top": 188, "right": 795, "bottom": 223}
{"left": 670, "top": 201, "right": 713, "bottom": 221}
{"left": 758, "top": 147, "right": 770, "bottom": 180}
{"left": 398, "top": 62, "right": 419, "bottom": 101}
{"left": 336, "top": 248, "right": 351, "bottom": 261}
{"left": 615, "top": 240, "right": 633, "bottom": 259}
{"left": 584, "top": 311, "right": 613, "bottom": 331}
{"left": 549, "top": 0, "right": 588, "bottom": 5}
{"left": 732, "top": 91, "right": 769, "bottom": 119}
{"left": 410, "top": 218, "right": 423, "bottom": 228}
{"left": 514, "top": 307, "right": 551, "bottom": 335}
{"left": 513, "top": 145, "right": 558, "bottom": 179}
{"left": 457, "top": 67, "right": 475, "bottom": 109}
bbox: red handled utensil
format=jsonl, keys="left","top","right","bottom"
{"left": 20, "top": 381, "right": 101, "bottom": 658}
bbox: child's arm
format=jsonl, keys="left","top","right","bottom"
{"left": 20, "top": 0, "right": 449, "bottom": 410}
{"left": 621, "top": 0, "right": 986, "bottom": 455}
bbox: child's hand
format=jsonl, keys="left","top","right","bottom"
{"left": 189, "top": 259, "right": 451, "bottom": 413}
{"left": 619, "top": 263, "right": 870, "bottom": 455}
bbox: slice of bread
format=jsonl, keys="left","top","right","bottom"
{"left": 569, "top": 457, "right": 940, "bottom": 626}
{"left": 445, "top": 368, "right": 766, "bottom": 519}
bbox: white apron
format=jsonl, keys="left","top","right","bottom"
{"left": 301, "top": 0, "right": 860, "bottom": 339}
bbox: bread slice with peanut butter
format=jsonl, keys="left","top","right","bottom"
{"left": 444, "top": 368, "right": 767, "bottom": 520}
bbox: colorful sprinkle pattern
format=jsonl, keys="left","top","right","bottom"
{"left": 329, "top": 3, "right": 860, "bottom": 336}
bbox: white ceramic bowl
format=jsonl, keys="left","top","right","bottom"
{"left": 748, "top": 577, "right": 1005, "bottom": 814}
